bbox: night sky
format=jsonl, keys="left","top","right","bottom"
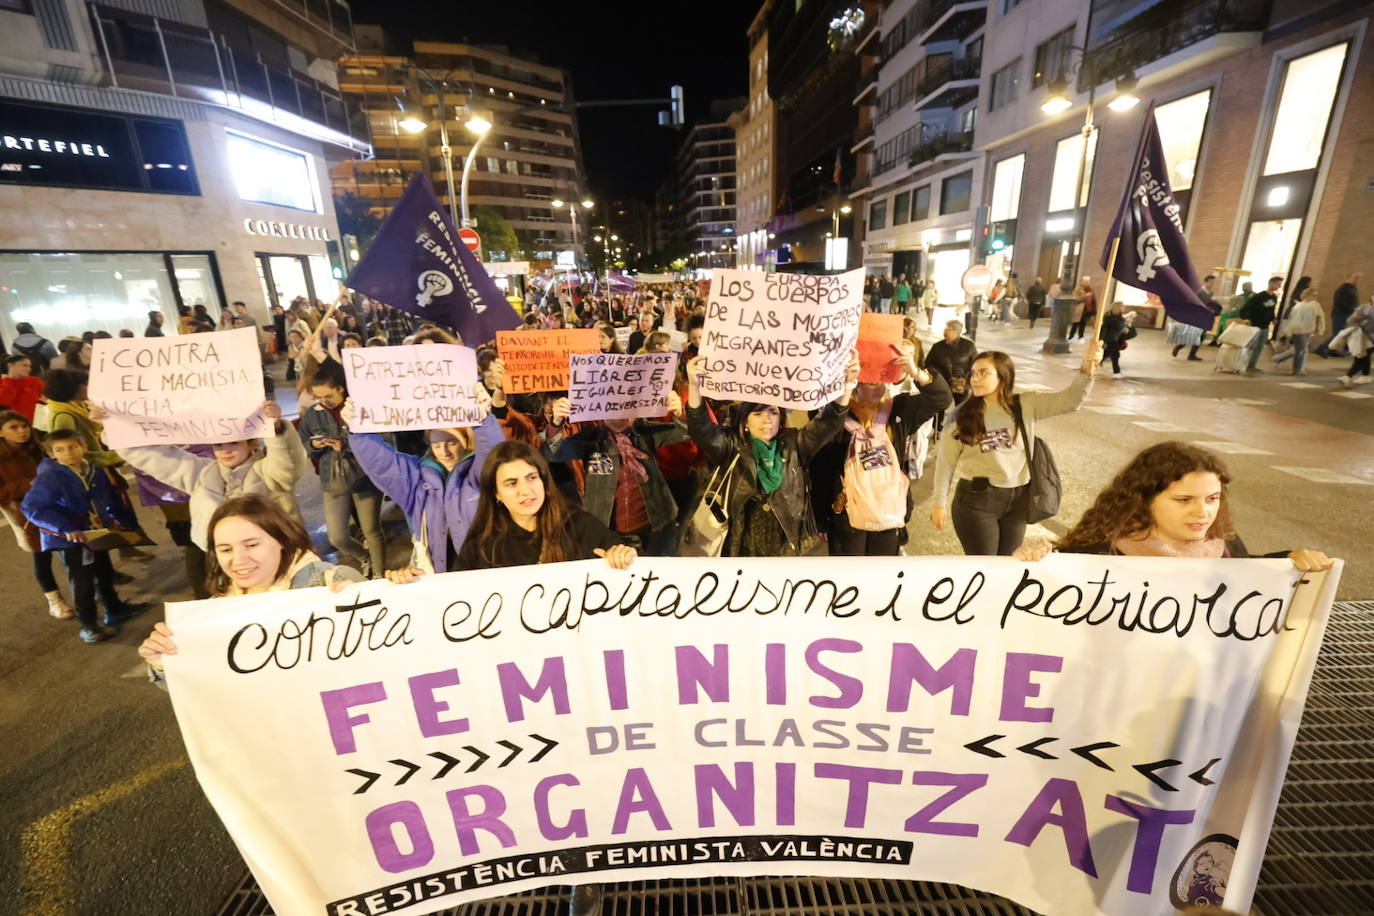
{"left": 348, "top": 1, "right": 758, "bottom": 204}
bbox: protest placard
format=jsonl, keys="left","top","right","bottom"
{"left": 89, "top": 327, "right": 268, "bottom": 448}
{"left": 614, "top": 326, "right": 632, "bottom": 352}
{"left": 698, "top": 268, "right": 865, "bottom": 410}
{"left": 857, "top": 312, "right": 906, "bottom": 384}
{"left": 163, "top": 555, "right": 1339, "bottom": 916}
{"left": 341, "top": 344, "right": 481, "bottom": 432}
{"left": 496, "top": 328, "right": 601, "bottom": 393}
{"left": 568, "top": 352, "right": 676, "bottom": 422}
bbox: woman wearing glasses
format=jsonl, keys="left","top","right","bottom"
{"left": 929, "top": 342, "right": 1102, "bottom": 555}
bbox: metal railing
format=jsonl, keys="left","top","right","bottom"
{"left": 909, "top": 127, "right": 975, "bottom": 168}
{"left": 1082, "top": 0, "right": 1269, "bottom": 90}
{"left": 915, "top": 54, "right": 982, "bottom": 100}
{"left": 88, "top": 3, "right": 369, "bottom": 149}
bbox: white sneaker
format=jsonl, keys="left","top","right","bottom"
{"left": 1355, "top": 376, "right": 1372, "bottom": 386}
{"left": 1339, "top": 376, "right": 1353, "bottom": 388}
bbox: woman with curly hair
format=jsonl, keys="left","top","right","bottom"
{"left": 1015, "top": 441, "right": 1331, "bottom": 570}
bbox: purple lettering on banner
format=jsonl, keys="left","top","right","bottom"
{"left": 497, "top": 656, "right": 570, "bottom": 722}
{"left": 534, "top": 774, "right": 589, "bottom": 841}
{"left": 694, "top": 762, "right": 757, "bottom": 828}
{"left": 319, "top": 682, "right": 387, "bottom": 755}
{"left": 814, "top": 763, "right": 904, "bottom": 828}
{"left": 612, "top": 767, "right": 673, "bottom": 835}
{"left": 904, "top": 772, "right": 989, "bottom": 837}
{"left": 366, "top": 800, "right": 435, "bottom": 873}
{"left": 805, "top": 638, "right": 864, "bottom": 708}
{"left": 776, "top": 762, "right": 796, "bottom": 826}
{"left": 999, "top": 652, "right": 1063, "bottom": 722}
{"left": 445, "top": 785, "right": 516, "bottom": 856}
{"left": 675, "top": 644, "right": 730, "bottom": 704}
{"left": 765, "top": 643, "right": 786, "bottom": 705}
{"left": 886, "top": 644, "right": 977, "bottom": 715}
{"left": 1105, "top": 795, "right": 1197, "bottom": 894}
{"left": 409, "top": 669, "right": 470, "bottom": 738}
{"left": 1004, "top": 778, "right": 1098, "bottom": 877}
{"left": 603, "top": 649, "right": 629, "bottom": 710}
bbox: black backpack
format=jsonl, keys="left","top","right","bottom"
{"left": 12, "top": 339, "right": 50, "bottom": 375}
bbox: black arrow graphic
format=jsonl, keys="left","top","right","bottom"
{"left": 347, "top": 768, "right": 379, "bottom": 794}
{"left": 1134, "top": 758, "right": 1182, "bottom": 792}
{"left": 463, "top": 745, "right": 490, "bottom": 773}
{"left": 496, "top": 739, "right": 522, "bottom": 767}
{"left": 390, "top": 759, "right": 421, "bottom": 786}
{"left": 1071, "top": 741, "right": 1119, "bottom": 771}
{"left": 430, "top": 751, "right": 461, "bottom": 780}
{"left": 528, "top": 733, "right": 558, "bottom": 763}
{"left": 1189, "top": 757, "right": 1221, "bottom": 787}
{"left": 1017, "top": 737, "right": 1058, "bottom": 760}
{"left": 964, "top": 735, "right": 1005, "bottom": 758}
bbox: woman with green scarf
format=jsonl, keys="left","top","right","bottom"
{"left": 684, "top": 353, "right": 858, "bottom": 556}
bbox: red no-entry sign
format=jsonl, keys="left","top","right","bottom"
{"left": 458, "top": 228, "right": 481, "bottom": 254}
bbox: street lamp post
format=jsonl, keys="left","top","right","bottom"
{"left": 1037, "top": 50, "right": 1138, "bottom": 354}
{"left": 398, "top": 70, "right": 491, "bottom": 230}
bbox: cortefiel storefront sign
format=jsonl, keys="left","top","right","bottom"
{"left": 0, "top": 100, "right": 197, "bottom": 195}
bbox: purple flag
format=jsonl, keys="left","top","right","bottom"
{"left": 345, "top": 174, "right": 521, "bottom": 345}
{"left": 1100, "top": 103, "right": 1213, "bottom": 329}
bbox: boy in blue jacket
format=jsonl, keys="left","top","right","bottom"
{"left": 22, "top": 429, "right": 150, "bottom": 643}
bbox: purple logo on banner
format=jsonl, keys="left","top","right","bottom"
{"left": 1100, "top": 104, "right": 1213, "bottom": 330}
{"left": 345, "top": 174, "right": 521, "bottom": 344}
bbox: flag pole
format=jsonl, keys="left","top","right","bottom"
{"left": 1094, "top": 235, "right": 1121, "bottom": 340}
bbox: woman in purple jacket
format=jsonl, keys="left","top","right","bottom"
{"left": 343, "top": 373, "right": 507, "bottom": 575}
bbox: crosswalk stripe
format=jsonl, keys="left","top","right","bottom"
{"left": 1272, "top": 466, "right": 1374, "bottom": 486}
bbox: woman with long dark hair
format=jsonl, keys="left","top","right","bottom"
{"left": 1014, "top": 442, "right": 1331, "bottom": 570}
{"left": 137, "top": 494, "right": 364, "bottom": 676}
{"left": 930, "top": 343, "right": 1101, "bottom": 556}
{"left": 442, "top": 440, "right": 635, "bottom": 571}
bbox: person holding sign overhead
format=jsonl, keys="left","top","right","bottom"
{"left": 342, "top": 366, "right": 504, "bottom": 575}
{"left": 930, "top": 342, "right": 1102, "bottom": 556}
{"left": 683, "top": 351, "right": 860, "bottom": 557}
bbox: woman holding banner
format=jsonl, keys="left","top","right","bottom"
{"left": 683, "top": 352, "right": 860, "bottom": 557}
{"left": 1014, "top": 442, "right": 1333, "bottom": 570}
{"left": 930, "top": 342, "right": 1101, "bottom": 556}
{"left": 435, "top": 440, "right": 636, "bottom": 572}
{"left": 137, "top": 494, "right": 365, "bottom": 677}
{"left": 342, "top": 373, "right": 503, "bottom": 574}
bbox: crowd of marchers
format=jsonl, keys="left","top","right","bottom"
{"left": 0, "top": 278, "right": 1332, "bottom": 667}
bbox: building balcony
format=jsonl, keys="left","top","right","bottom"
{"left": 917, "top": 0, "right": 987, "bottom": 46}
{"left": 908, "top": 127, "right": 974, "bottom": 169}
{"left": 914, "top": 54, "right": 981, "bottom": 111}
{"left": 1082, "top": 0, "right": 1269, "bottom": 92}
{"left": 88, "top": 5, "right": 370, "bottom": 153}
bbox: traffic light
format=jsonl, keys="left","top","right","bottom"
{"left": 990, "top": 220, "right": 1014, "bottom": 252}
{"left": 669, "top": 85, "right": 685, "bottom": 129}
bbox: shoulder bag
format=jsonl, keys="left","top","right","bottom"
{"left": 679, "top": 454, "right": 739, "bottom": 558}
{"left": 1011, "top": 395, "right": 1061, "bottom": 524}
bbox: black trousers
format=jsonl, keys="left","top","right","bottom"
{"left": 1101, "top": 345, "right": 1122, "bottom": 373}
{"left": 833, "top": 517, "right": 902, "bottom": 556}
{"left": 33, "top": 550, "right": 58, "bottom": 592}
{"left": 950, "top": 480, "right": 1029, "bottom": 556}
{"left": 1068, "top": 317, "right": 1091, "bottom": 339}
{"left": 56, "top": 547, "right": 120, "bottom": 629}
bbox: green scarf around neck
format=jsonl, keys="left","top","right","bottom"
{"left": 749, "top": 435, "right": 784, "bottom": 494}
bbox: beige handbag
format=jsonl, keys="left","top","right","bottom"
{"left": 678, "top": 455, "right": 739, "bottom": 558}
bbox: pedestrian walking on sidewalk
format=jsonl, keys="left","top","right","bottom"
{"left": 1240, "top": 277, "right": 1283, "bottom": 372}
{"left": 1068, "top": 277, "right": 1096, "bottom": 340}
{"left": 1100, "top": 304, "right": 1137, "bottom": 376}
{"left": 1317, "top": 272, "right": 1361, "bottom": 358}
{"left": 1025, "top": 277, "right": 1046, "bottom": 328}
{"left": 1334, "top": 299, "right": 1374, "bottom": 388}
{"left": 878, "top": 274, "right": 894, "bottom": 314}
{"left": 1273, "top": 287, "right": 1326, "bottom": 375}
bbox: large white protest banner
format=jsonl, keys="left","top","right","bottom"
{"left": 162, "top": 556, "right": 1339, "bottom": 916}
{"left": 698, "top": 268, "right": 866, "bottom": 410}
{"left": 342, "top": 344, "right": 481, "bottom": 433}
{"left": 568, "top": 352, "right": 677, "bottom": 423}
{"left": 90, "top": 327, "right": 269, "bottom": 448}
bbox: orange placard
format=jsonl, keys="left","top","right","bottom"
{"left": 496, "top": 328, "right": 601, "bottom": 393}
{"left": 856, "top": 313, "right": 905, "bottom": 384}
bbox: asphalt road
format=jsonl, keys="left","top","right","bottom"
{"left": 2, "top": 323, "right": 1368, "bottom": 915}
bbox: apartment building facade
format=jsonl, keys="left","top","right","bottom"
{"left": 974, "top": 0, "right": 1372, "bottom": 321}
{"left": 731, "top": 0, "right": 777, "bottom": 271}
{"left": 854, "top": 0, "right": 988, "bottom": 302}
{"left": 675, "top": 100, "right": 742, "bottom": 270}
{"left": 0, "top": 0, "right": 368, "bottom": 337}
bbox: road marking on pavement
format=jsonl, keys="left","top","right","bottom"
{"left": 1084, "top": 405, "right": 1140, "bottom": 415}
{"left": 1192, "top": 441, "right": 1275, "bottom": 456}
{"left": 21, "top": 757, "right": 189, "bottom": 916}
{"left": 1280, "top": 382, "right": 1324, "bottom": 389}
{"left": 1331, "top": 390, "right": 1374, "bottom": 399}
{"left": 1133, "top": 421, "right": 1195, "bottom": 433}
{"left": 1222, "top": 397, "right": 1277, "bottom": 407}
{"left": 1272, "top": 466, "right": 1374, "bottom": 486}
